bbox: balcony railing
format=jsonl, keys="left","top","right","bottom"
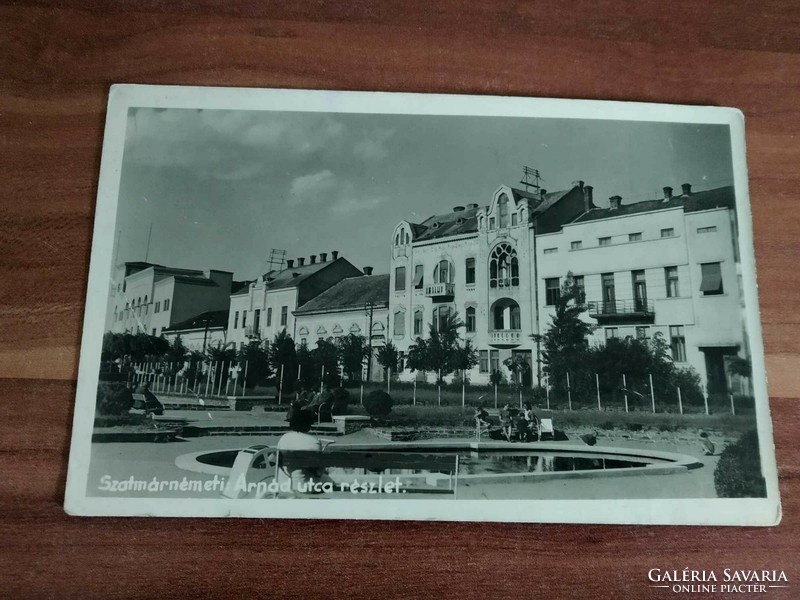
{"left": 587, "top": 299, "right": 655, "bottom": 321}
{"left": 424, "top": 282, "right": 455, "bottom": 298}
{"left": 489, "top": 330, "right": 522, "bottom": 345}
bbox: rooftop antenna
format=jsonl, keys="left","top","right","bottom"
{"left": 266, "top": 248, "right": 287, "bottom": 272}
{"left": 520, "top": 166, "right": 543, "bottom": 192}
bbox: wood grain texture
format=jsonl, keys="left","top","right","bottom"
{"left": 0, "top": 1, "right": 798, "bottom": 597}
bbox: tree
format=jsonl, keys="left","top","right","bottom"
{"left": 296, "top": 342, "right": 316, "bottom": 390}
{"left": 337, "top": 333, "right": 371, "bottom": 381}
{"left": 503, "top": 353, "right": 531, "bottom": 389}
{"left": 269, "top": 330, "right": 298, "bottom": 392}
{"left": 238, "top": 340, "right": 271, "bottom": 389}
{"left": 452, "top": 339, "right": 479, "bottom": 381}
{"left": 204, "top": 342, "right": 237, "bottom": 389}
{"left": 424, "top": 311, "right": 466, "bottom": 383}
{"left": 537, "top": 272, "right": 595, "bottom": 391}
{"left": 406, "top": 337, "right": 428, "bottom": 375}
{"left": 312, "top": 339, "right": 339, "bottom": 387}
{"left": 375, "top": 341, "right": 399, "bottom": 379}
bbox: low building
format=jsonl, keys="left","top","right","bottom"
{"left": 226, "top": 251, "right": 362, "bottom": 349}
{"left": 161, "top": 309, "right": 229, "bottom": 353}
{"left": 293, "top": 271, "right": 390, "bottom": 380}
{"left": 108, "top": 262, "right": 241, "bottom": 337}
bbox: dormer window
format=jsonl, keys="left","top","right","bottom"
{"left": 498, "top": 194, "right": 509, "bottom": 228}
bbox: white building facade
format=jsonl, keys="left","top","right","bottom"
{"left": 389, "top": 182, "right": 592, "bottom": 386}
{"left": 537, "top": 183, "right": 744, "bottom": 394}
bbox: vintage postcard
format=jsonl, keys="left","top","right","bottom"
{"left": 64, "top": 85, "right": 780, "bottom": 524}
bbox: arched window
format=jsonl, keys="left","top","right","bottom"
{"left": 405, "top": 231, "right": 410, "bottom": 244}
{"left": 433, "top": 259, "right": 454, "bottom": 284}
{"left": 489, "top": 244, "right": 519, "bottom": 288}
{"left": 498, "top": 194, "right": 509, "bottom": 228}
{"left": 395, "top": 233, "right": 400, "bottom": 246}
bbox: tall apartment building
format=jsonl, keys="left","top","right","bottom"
{"left": 108, "top": 262, "right": 238, "bottom": 337}
{"left": 226, "top": 251, "right": 362, "bottom": 349}
{"left": 389, "top": 182, "right": 593, "bottom": 386}
{"left": 536, "top": 183, "right": 743, "bottom": 394}
{"left": 388, "top": 180, "right": 746, "bottom": 393}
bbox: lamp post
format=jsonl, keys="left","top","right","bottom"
{"left": 364, "top": 300, "right": 374, "bottom": 382}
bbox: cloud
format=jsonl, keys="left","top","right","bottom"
{"left": 289, "top": 169, "right": 338, "bottom": 202}
{"left": 353, "top": 128, "right": 395, "bottom": 161}
{"left": 330, "top": 193, "right": 388, "bottom": 214}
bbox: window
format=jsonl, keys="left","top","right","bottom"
{"left": 144, "top": 304, "right": 148, "bottom": 315}
{"left": 599, "top": 236, "right": 611, "bottom": 246}
{"left": 163, "top": 298, "right": 170, "bottom": 311}
{"left": 510, "top": 305, "right": 521, "bottom": 330}
{"left": 573, "top": 275, "right": 585, "bottom": 302}
{"left": 632, "top": 270, "right": 647, "bottom": 311}
{"left": 605, "top": 327, "right": 619, "bottom": 340}
{"left": 489, "top": 217, "right": 495, "bottom": 229}
{"left": 489, "top": 243, "right": 519, "bottom": 288}
{"left": 665, "top": 266, "right": 679, "bottom": 298}
{"left": 242, "top": 311, "right": 247, "bottom": 328}
{"left": 661, "top": 228, "right": 675, "bottom": 238}
{"left": 254, "top": 309, "right": 261, "bottom": 332}
{"left": 628, "top": 232, "right": 642, "bottom": 242}
{"left": 498, "top": 194, "right": 509, "bottom": 228}
{"left": 152, "top": 328, "right": 156, "bottom": 336}
{"left": 636, "top": 326, "right": 649, "bottom": 341}
{"left": 700, "top": 262, "right": 723, "bottom": 295}
{"left": 395, "top": 266, "right": 406, "bottom": 291}
{"left": 300, "top": 337, "right": 307, "bottom": 346}
{"left": 155, "top": 301, "right": 160, "bottom": 313}
{"left": 571, "top": 241, "right": 582, "bottom": 250}
{"left": 413, "top": 310, "right": 423, "bottom": 336}
{"left": 511, "top": 213, "right": 518, "bottom": 227}
{"left": 543, "top": 247, "right": 557, "bottom": 255}
{"left": 490, "top": 350, "right": 500, "bottom": 373}
{"left": 432, "top": 305, "right": 451, "bottom": 332}
{"left": 433, "top": 260, "right": 453, "bottom": 284}
{"left": 670, "top": 326, "right": 686, "bottom": 362}
{"left": 393, "top": 311, "right": 405, "bottom": 337}
{"left": 266, "top": 307, "right": 272, "bottom": 327}
{"left": 466, "top": 306, "right": 476, "bottom": 333}
{"left": 465, "top": 258, "right": 475, "bottom": 285}
{"left": 697, "top": 226, "right": 717, "bottom": 234}
{"left": 280, "top": 306, "right": 288, "bottom": 326}
{"left": 234, "top": 311, "right": 239, "bottom": 328}
{"left": 479, "top": 350, "right": 489, "bottom": 373}
{"left": 545, "top": 278, "right": 561, "bottom": 306}
{"left": 412, "top": 265, "right": 424, "bottom": 289}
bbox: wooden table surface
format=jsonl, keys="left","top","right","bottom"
{"left": 1, "top": 2, "right": 798, "bottom": 597}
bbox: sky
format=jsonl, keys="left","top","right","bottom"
{"left": 113, "top": 107, "right": 734, "bottom": 280}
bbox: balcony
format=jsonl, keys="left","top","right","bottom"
{"left": 489, "top": 330, "right": 522, "bottom": 347}
{"left": 587, "top": 300, "right": 655, "bottom": 324}
{"left": 424, "top": 282, "right": 455, "bottom": 298}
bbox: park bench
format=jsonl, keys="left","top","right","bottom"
{"left": 223, "top": 445, "right": 460, "bottom": 498}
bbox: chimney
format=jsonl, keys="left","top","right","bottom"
{"left": 681, "top": 183, "right": 692, "bottom": 196}
{"left": 298, "top": 257, "right": 305, "bottom": 266}
{"left": 609, "top": 195, "right": 622, "bottom": 210}
{"left": 320, "top": 252, "right": 328, "bottom": 262}
{"left": 452, "top": 205, "right": 465, "bottom": 212}
{"left": 467, "top": 203, "right": 479, "bottom": 209}
{"left": 286, "top": 259, "right": 294, "bottom": 269}
{"left": 310, "top": 254, "right": 316, "bottom": 264}
{"left": 363, "top": 266, "right": 373, "bottom": 276}
{"left": 572, "top": 180, "right": 585, "bottom": 189}
{"left": 583, "top": 185, "right": 594, "bottom": 211}
{"left": 331, "top": 250, "right": 339, "bottom": 260}
{"left": 663, "top": 186, "right": 673, "bottom": 201}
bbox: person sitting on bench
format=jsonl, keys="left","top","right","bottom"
{"left": 277, "top": 406, "right": 333, "bottom": 493}
{"left": 139, "top": 382, "right": 164, "bottom": 416}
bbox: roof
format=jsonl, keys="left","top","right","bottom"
{"left": 163, "top": 309, "right": 229, "bottom": 332}
{"left": 231, "top": 280, "right": 252, "bottom": 294}
{"left": 294, "top": 274, "right": 390, "bottom": 315}
{"left": 232, "top": 258, "right": 355, "bottom": 296}
{"left": 409, "top": 187, "right": 575, "bottom": 242}
{"left": 572, "top": 186, "right": 735, "bottom": 224}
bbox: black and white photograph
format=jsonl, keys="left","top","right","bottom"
{"left": 64, "top": 85, "right": 779, "bottom": 524}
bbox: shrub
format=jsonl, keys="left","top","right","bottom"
{"left": 363, "top": 390, "right": 393, "bottom": 418}
{"left": 331, "top": 388, "right": 351, "bottom": 415}
{"left": 714, "top": 430, "right": 767, "bottom": 498}
{"left": 96, "top": 382, "right": 132, "bottom": 416}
